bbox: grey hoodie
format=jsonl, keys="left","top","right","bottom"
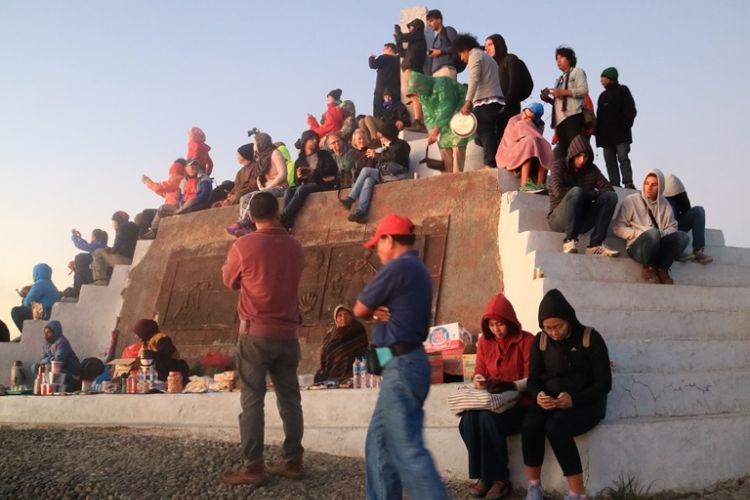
{"left": 612, "top": 168, "right": 678, "bottom": 248}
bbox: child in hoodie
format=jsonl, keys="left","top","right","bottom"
{"left": 459, "top": 293, "right": 534, "bottom": 499}
{"left": 10, "top": 263, "right": 60, "bottom": 333}
{"left": 613, "top": 169, "right": 690, "bottom": 284}
{"left": 187, "top": 127, "right": 214, "bottom": 176}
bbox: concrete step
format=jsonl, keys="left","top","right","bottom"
{"left": 608, "top": 370, "right": 750, "bottom": 419}
{"left": 607, "top": 339, "right": 750, "bottom": 373}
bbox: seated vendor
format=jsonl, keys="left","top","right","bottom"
{"left": 39, "top": 320, "right": 81, "bottom": 390}
{"left": 123, "top": 319, "right": 189, "bottom": 382}
{"left": 314, "top": 304, "right": 368, "bottom": 383}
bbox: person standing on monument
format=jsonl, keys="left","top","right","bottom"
{"left": 353, "top": 214, "right": 449, "bottom": 500}
{"left": 369, "top": 43, "right": 401, "bottom": 116}
{"left": 426, "top": 9, "right": 458, "bottom": 79}
{"left": 595, "top": 67, "right": 637, "bottom": 189}
{"left": 221, "top": 192, "right": 305, "bottom": 487}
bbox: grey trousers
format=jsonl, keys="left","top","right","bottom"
{"left": 236, "top": 335, "right": 304, "bottom": 465}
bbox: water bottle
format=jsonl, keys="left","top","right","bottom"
{"left": 353, "top": 357, "right": 364, "bottom": 389}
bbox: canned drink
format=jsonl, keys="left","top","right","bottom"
{"left": 533, "top": 267, "right": 545, "bottom": 279}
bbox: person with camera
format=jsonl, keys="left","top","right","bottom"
{"left": 279, "top": 130, "right": 338, "bottom": 230}
{"left": 69, "top": 228, "right": 108, "bottom": 297}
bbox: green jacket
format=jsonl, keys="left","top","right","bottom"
{"left": 277, "top": 144, "right": 296, "bottom": 187}
{"left": 408, "top": 71, "right": 472, "bottom": 149}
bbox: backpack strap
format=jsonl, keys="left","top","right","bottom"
{"left": 582, "top": 326, "right": 592, "bottom": 348}
{"left": 539, "top": 332, "right": 548, "bottom": 351}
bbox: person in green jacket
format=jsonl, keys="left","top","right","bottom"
{"left": 275, "top": 142, "right": 296, "bottom": 188}
{"left": 408, "top": 71, "right": 472, "bottom": 174}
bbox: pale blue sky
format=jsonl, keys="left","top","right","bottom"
{"left": 1, "top": 0, "right": 748, "bottom": 333}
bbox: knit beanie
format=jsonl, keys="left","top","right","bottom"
{"left": 132, "top": 319, "right": 159, "bottom": 342}
{"left": 237, "top": 143, "right": 255, "bottom": 161}
{"left": 601, "top": 67, "right": 619, "bottom": 81}
{"left": 327, "top": 88, "right": 343, "bottom": 102}
{"left": 298, "top": 129, "right": 320, "bottom": 150}
{"left": 112, "top": 211, "right": 130, "bottom": 224}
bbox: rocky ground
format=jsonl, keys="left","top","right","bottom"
{"left": 0, "top": 427, "right": 746, "bottom": 499}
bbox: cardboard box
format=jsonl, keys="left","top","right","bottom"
{"left": 441, "top": 348, "right": 465, "bottom": 376}
{"left": 428, "top": 352, "right": 443, "bottom": 384}
{"left": 424, "top": 323, "right": 473, "bottom": 353}
{"left": 462, "top": 354, "right": 477, "bottom": 382}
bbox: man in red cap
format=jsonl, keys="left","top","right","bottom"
{"left": 354, "top": 214, "right": 448, "bottom": 499}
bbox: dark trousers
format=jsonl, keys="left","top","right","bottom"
{"left": 627, "top": 228, "right": 690, "bottom": 269}
{"left": 459, "top": 406, "right": 524, "bottom": 483}
{"left": 73, "top": 253, "right": 93, "bottom": 296}
{"left": 554, "top": 114, "right": 585, "bottom": 158}
{"left": 521, "top": 404, "right": 602, "bottom": 476}
{"left": 11, "top": 306, "right": 33, "bottom": 333}
{"left": 676, "top": 206, "right": 706, "bottom": 251}
{"left": 547, "top": 187, "right": 618, "bottom": 246}
{"left": 237, "top": 335, "right": 304, "bottom": 465}
{"left": 281, "top": 183, "right": 324, "bottom": 228}
{"left": 474, "top": 102, "right": 504, "bottom": 168}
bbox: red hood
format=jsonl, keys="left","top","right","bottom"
{"left": 189, "top": 126, "right": 206, "bottom": 142}
{"left": 481, "top": 293, "right": 523, "bottom": 339}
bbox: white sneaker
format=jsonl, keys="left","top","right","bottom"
{"left": 562, "top": 239, "right": 578, "bottom": 254}
{"left": 585, "top": 244, "right": 619, "bottom": 257}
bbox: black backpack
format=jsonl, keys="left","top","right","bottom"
{"left": 515, "top": 57, "right": 534, "bottom": 102}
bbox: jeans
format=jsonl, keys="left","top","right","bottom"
{"left": 459, "top": 407, "right": 524, "bottom": 483}
{"left": 349, "top": 167, "right": 380, "bottom": 215}
{"left": 281, "top": 183, "right": 324, "bottom": 228}
{"left": 627, "top": 228, "right": 690, "bottom": 269}
{"left": 521, "top": 404, "right": 602, "bottom": 476}
{"left": 474, "top": 102, "right": 504, "bottom": 168}
{"left": 676, "top": 206, "right": 706, "bottom": 251}
{"left": 602, "top": 143, "right": 633, "bottom": 187}
{"left": 239, "top": 186, "right": 287, "bottom": 221}
{"left": 365, "top": 348, "right": 448, "bottom": 500}
{"left": 548, "top": 188, "right": 618, "bottom": 246}
{"left": 11, "top": 306, "right": 33, "bottom": 333}
{"left": 236, "top": 335, "right": 304, "bottom": 465}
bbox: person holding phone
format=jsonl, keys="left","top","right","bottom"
{"left": 521, "top": 289, "right": 612, "bottom": 500}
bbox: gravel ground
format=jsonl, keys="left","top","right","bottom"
{"left": 0, "top": 427, "right": 746, "bottom": 499}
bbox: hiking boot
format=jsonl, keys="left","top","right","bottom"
{"left": 348, "top": 211, "right": 368, "bottom": 224}
{"left": 92, "top": 279, "right": 109, "bottom": 286}
{"left": 486, "top": 480, "right": 511, "bottom": 499}
{"left": 469, "top": 480, "right": 490, "bottom": 498}
{"left": 656, "top": 267, "right": 674, "bottom": 284}
{"left": 339, "top": 197, "right": 354, "bottom": 210}
{"left": 585, "top": 244, "right": 619, "bottom": 257}
{"left": 266, "top": 458, "right": 304, "bottom": 480}
{"left": 693, "top": 249, "right": 714, "bottom": 264}
{"left": 222, "top": 462, "right": 267, "bottom": 486}
{"left": 562, "top": 239, "right": 578, "bottom": 254}
{"left": 525, "top": 482, "right": 544, "bottom": 500}
{"left": 677, "top": 252, "right": 696, "bottom": 262}
{"left": 641, "top": 266, "right": 659, "bottom": 284}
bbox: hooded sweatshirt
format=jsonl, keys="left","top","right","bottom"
{"left": 474, "top": 294, "right": 534, "bottom": 399}
{"left": 547, "top": 135, "right": 613, "bottom": 214}
{"left": 528, "top": 289, "right": 611, "bottom": 415}
{"left": 307, "top": 102, "right": 344, "bottom": 138}
{"left": 662, "top": 173, "right": 692, "bottom": 218}
{"left": 612, "top": 168, "right": 678, "bottom": 248}
{"left": 187, "top": 127, "right": 214, "bottom": 176}
{"left": 22, "top": 263, "right": 60, "bottom": 309}
{"left": 144, "top": 161, "right": 186, "bottom": 205}
{"left": 40, "top": 320, "right": 81, "bottom": 377}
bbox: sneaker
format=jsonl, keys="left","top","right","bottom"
{"left": 486, "top": 480, "right": 511, "bottom": 499}
{"left": 693, "top": 249, "right": 714, "bottom": 264}
{"left": 585, "top": 244, "right": 619, "bottom": 257}
{"left": 519, "top": 180, "right": 544, "bottom": 193}
{"left": 266, "top": 458, "right": 304, "bottom": 480}
{"left": 525, "top": 483, "right": 544, "bottom": 500}
{"left": 348, "top": 211, "right": 368, "bottom": 224}
{"left": 624, "top": 183, "right": 636, "bottom": 190}
{"left": 641, "top": 266, "right": 659, "bottom": 284}
{"left": 677, "top": 252, "right": 696, "bottom": 263}
{"left": 92, "top": 279, "right": 109, "bottom": 286}
{"left": 656, "top": 267, "right": 674, "bottom": 285}
{"left": 407, "top": 119, "right": 428, "bottom": 133}
{"left": 225, "top": 221, "right": 247, "bottom": 236}
{"left": 469, "top": 480, "right": 490, "bottom": 498}
{"left": 562, "top": 239, "right": 578, "bottom": 254}
{"left": 339, "top": 197, "right": 354, "bottom": 210}
{"left": 222, "top": 462, "right": 267, "bottom": 486}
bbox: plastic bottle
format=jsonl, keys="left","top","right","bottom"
{"left": 352, "top": 357, "right": 364, "bottom": 389}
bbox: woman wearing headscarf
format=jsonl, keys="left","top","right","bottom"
{"left": 459, "top": 293, "right": 533, "bottom": 499}
{"left": 123, "top": 319, "right": 188, "bottom": 382}
{"left": 314, "top": 305, "right": 368, "bottom": 383}
{"left": 521, "top": 289, "right": 612, "bottom": 500}
{"left": 496, "top": 103, "right": 553, "bottom": 193}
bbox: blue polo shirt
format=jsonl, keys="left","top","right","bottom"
{"left": 357, "top": 249, "right": 432, "bottom": 347}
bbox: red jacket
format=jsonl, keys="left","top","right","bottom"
{"left": 144, "top": 161, "right": 185, "bottom": 205}
{"left": 307, "top": 103, "right": 344, "bottom": 137}
{"left": 474, "top": 294, "right": 534, "bottom": 393}
{"left": 187, "top": 127, "right": 214, "bottom": 175}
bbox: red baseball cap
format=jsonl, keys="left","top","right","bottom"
{"left": 364, "top": 214, "right": 415, "bottom": 249}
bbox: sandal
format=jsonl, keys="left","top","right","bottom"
{"left": 486, "top": 480, "right": 511, "bottom": 499}
{"left": 469, "top": 480, "right": 490, "bottom": 498}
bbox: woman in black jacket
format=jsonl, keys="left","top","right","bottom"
{"left": 280, "top": 130, "right": 338, "bottom": 229}
{"left": 521, "top": 289, "right": 612, "bottom": 500}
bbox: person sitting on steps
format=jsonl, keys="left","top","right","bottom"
{"left": 213, "top": 143, "right": 259, "bottom": 209}
{"left": 547, "top": 135, "right": 619, "bottom": 256}
{"left": 68, "top": 228, "right": 108, "bottom": 297}
{"left": 663, "top": 173, "right": 713, "bottom": 264}
{"left": 92, "top": 211, "right": 139, "bottom": 286}
{"left": 496, "top": 103, "right": 553, "bottom": 193}
{"left": 612, "top": 169, "right": 690, "bottom": 284}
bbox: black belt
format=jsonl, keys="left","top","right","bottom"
{"left": 389, "top": 342, "right": 423, "bottom": 357}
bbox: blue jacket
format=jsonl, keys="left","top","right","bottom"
{"left": 71, "top": 235, "right": 106, "bottom": 253}
{"left": 22, "top": 263, "right": 60, "bottom": 309}
{"left": 40, "top": 320, "right": 81, "bottom": 377}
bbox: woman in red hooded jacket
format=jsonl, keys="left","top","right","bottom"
{"left": 459, "top": 293, "right": 534, "bottom": 499}
{"left": 187, "top": 127, "right": 214, "bottom": 176}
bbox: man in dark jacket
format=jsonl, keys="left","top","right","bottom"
{"left": 369, "top": 43, "right": 401, "bottom": 116}
{"left": 340, "top": 122, "right": 411, "bottom": 224}
{"left": 547, "top": 135, "right": 619, "bottom": 256}
{"left": 521, "top": 289, "right": 611, "bottom": 500}
{"left": 595, "top": 67, "right": 637, "bottom": 189}
{"left": 92, "top": 211, "right": 140, "bottom": 285}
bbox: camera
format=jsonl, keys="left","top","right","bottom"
{"left": 394, "top": 24, "right": 401, "bottom": 33}
{"left": 247, "top": 127, "right": 260, "bottom": 137}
